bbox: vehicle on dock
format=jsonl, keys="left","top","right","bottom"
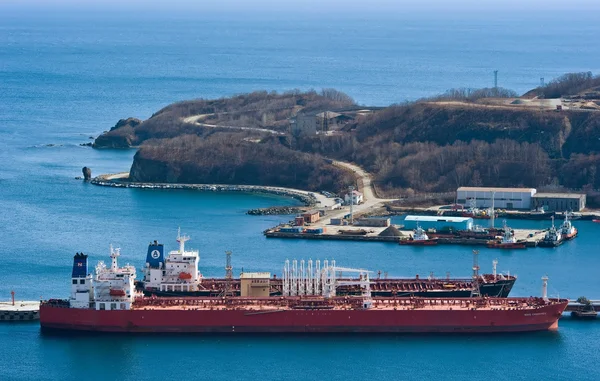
{"left": 487, "top": 221, "right": 527, "bottom": 249}
{"left": 538, "top": 217, "right": 564, "bottom": 248}
{"left": 399, "top": 224, "right": 438, "bottom": 246}
{"left": 560, "top": 213, "right": 578, "bottom": 240}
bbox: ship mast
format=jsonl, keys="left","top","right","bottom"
{"left": 110, "top": 244, "right": 120, "bottom": 271}
{"left": 224, "top": 251, "right": 233, "bottom": 296}
{"left": 472, "top": 250, "right": 480, "bottom": 297}
{"left": 176, "top": 227, "right": 190, "bottom": 253}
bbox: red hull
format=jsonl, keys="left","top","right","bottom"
{"left": 400, "top": 240, "right": 438, "bottom": 246}
{"left": 40, "top": 301, "right": 566, "bottom": 333}
{"left": 487, "top": 242, "right": 527, "bottom": 249}
{"left": 562, "top": 230, "right": 578, "bottom": 240}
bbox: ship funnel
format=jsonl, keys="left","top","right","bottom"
{"left": 146, "top": 241, "right": 165, "bottom": 268}
{"left": 72, "top": 252, "right": 88, "bottom": 278}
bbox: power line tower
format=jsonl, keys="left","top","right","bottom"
{"left": 493, "top": 70, "right": 498, "bottom": 89}
{"left": 224, "top": 250, "right": 233, "bottom": 297}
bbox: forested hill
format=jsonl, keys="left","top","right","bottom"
{"left": 94, "top": 72, "right": 600, "bottom": 202}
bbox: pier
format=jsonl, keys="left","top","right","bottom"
{"left": 565, "top": 300, "right": 600, "bottom": 312}
{"left": 0, "top": 292, "right": 40, "bottom": 321}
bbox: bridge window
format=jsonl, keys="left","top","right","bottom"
{"left": 99, "top": 303, "right": 105, "bottom": 310}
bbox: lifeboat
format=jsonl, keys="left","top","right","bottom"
{"left": 179, "top": 272, "right": 192, "bottom": 280}
{"left": 109, "top": 289, "right": 126, "bottom": 297}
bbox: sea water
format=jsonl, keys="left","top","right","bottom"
{"left": 1, "top": 6, "right": 600, "bottom": 380}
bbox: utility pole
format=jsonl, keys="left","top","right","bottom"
{"left": 348, "top": 185, "right": 355, "bottom": 225}
{"left": 494, "top": 70, "right": 498, "bottom": 89}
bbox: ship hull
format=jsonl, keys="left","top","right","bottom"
{"left": 537, "top": 240, "right": 563, "bottom": 248}
{"left": 40, "top": 302, "right": 565, "bottom": 334}
{"left": 141, "top": 278, "right": 515, "bottom": 298}
{"left": 399, "top": 240, "right": 438, "bottom": 246}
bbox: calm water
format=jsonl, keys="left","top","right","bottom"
{"left": 1, "top": 6, "right": 600, "bottom": 381}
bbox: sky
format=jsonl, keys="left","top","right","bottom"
{"left": 2, "top": 0, "right": 600, "bottom": 14}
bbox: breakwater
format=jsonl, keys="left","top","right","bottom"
{"left": 247, "top": 206, "right": 306, "bottom": 215}
{"left": 90, "top": 173, "right": 318, "bottom": 206}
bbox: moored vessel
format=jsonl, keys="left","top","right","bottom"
{"left": 40, "top": 250, "right": 567, "bottom": 334}
{"left": 538, "top": 217, "right": 564, "bottom": 248}
{"left": 487, "top": 221, "right": 527, "bottom": 249}
{"left": 560, "top": 213, "right": 578, "bottom": 241}
{"left": 399, "top": 224, "right": 438, "bottom": 246}
{"left": 139, "top": 232, "right": 515, "bottom": 298}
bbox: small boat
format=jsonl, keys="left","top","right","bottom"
{"left": 400, "top": 224, "right": 438, "bottom": 246}
{"left": 593, "top": 219, "right": 600, "bottom": 223}
{"left": 458, "top": 225, "right": 496, "bottom": 240}
{"left": 487, "top": 221, "right": 526, "bottom": 249}
{"left": 178, "top": 272, "right": 192, "bottom": 280}
{"left": 538, "top": 217, "right": 563, "bottom": 248}
{"left": 560, "top": 213, "right": 578, "bottom": 240}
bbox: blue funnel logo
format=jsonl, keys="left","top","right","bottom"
{"left": 72, "top": 253, "right": 88, "bottom": 278}
{"left": 146, "top": 241, "right": 164, "bottom": 268}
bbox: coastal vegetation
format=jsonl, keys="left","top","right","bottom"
{"left": 94, "top": 72, "right": 600, "bottom": 203}
{"left": 130, "top": 133, "right": 355, "bottom": 193}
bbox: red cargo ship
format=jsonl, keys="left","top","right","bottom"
{"left": 40, "top": 248, "right": 567, "bottom": 334}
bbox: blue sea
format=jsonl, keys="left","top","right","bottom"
{"left": 1, "top": 4, "right": 600, "bottom": 380}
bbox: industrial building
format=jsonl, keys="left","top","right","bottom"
{"left": 532, "top": 193, "right": 586, "bottom": 212}
{"left": 302, "top": 211, "right": 320, "bottom": 224}
{"left": 456, "top": 187, "right": 536, "bottom": 210}
{"left": 354, "top": 217, "right": 391, "bottom": 227}
{"left": 403, "top": 216, "right": 473, "bottom": 231}
{"left": 344, "top": 190, "right": 363, "bottom": 205}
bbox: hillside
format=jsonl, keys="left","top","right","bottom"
{"left": 94, "top": 90, "right": 355, "bottom": 148}
{"left": 130, "top": 133, "right": 355, "bottom": 193}
{"left": 94, "top": 72, "right": 600, "bottom": 202}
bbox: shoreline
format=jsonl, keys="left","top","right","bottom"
{"left": 90, "top": 172, "right": 319, "bottom": 206}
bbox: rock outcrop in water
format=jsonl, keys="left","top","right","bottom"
{"left": 82, "top": 167, "right": 92, "bottom": 181}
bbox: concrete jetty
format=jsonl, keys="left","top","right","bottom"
{"left": 0, "top": 301, "right": 40, "bottom": 321}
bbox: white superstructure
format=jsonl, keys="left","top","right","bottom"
{"left": 143, "top": 230, "right": 201, "bottom": 293}
{"left": 69, "top": 246, "right": 137, "bottom": 311}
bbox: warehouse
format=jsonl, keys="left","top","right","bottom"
{"left": 532, "top": 193, "right": 586, "bottom": 212}
{"left": 403, "top": 216, "right": 473, "bottom": 231}
{"left": 456, "top": 187, "right": 536, "bottom": 210}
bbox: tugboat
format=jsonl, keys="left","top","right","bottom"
{"left": 538, "top": 217, "right": 564, "bottom": 248}
{"left": 487, "top": 221, "right": 527, "bottom": 249}
{"left": 399, "top": 224, "right": 438, "bottom": 246}
{"left": 560, "top": 212, "right": 578, "bottom": 241}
